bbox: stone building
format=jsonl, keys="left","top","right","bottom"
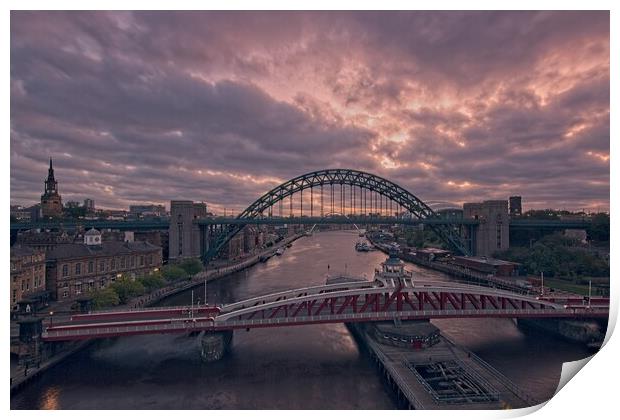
{"left": 10, "top": 245, "right": 47, "bottom": 312}
{"left": 168, "top": 200, "right": 207, "bottom": 261}
{"left": 15, "top": 230, "right": 74, "bottom": 252}
{"left": 40, "top": 158, "right": 63, "bottom": 218}
{"left": 46, "top": 228, "right": 162, "bottom": 302}
{"left": 462, "top": 200, "right": 509, "bottom": 256}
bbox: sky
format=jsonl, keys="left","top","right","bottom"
{"left": 10, "top": 11, "right": 610, "bottom": 213}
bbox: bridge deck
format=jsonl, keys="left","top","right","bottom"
{"left": 362, "top": 329, "right": 535, "bottom": 409}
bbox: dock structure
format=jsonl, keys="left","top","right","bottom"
{"left": 352, "top": 322, "right": 537, "bottom": 410}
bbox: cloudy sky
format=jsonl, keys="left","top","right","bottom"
{"left": 10, "top": 11, "right": 609, "bottom": 212}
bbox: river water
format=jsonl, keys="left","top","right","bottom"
{"left": 11, "top": 230, "right": 591, "bottom": 409}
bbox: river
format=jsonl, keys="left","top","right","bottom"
{"left": 11, "top": 230, "right": 591, "bottom": 409}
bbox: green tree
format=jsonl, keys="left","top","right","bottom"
{"left": 139, "top": 273, "right": 166, "bottom": 292}
{"left": 63, "top": 201, "right": 87, "bottom": 219}
{"left": 179, "top": 258, "right": 203, "bottom": 276}
{"left": 494, "top": 233, "right": 609, "bottom": 279}
{"left": 587, "top": 213, "right": 610, "bottom": 243}
{"left": 89, "top": 288, "right": 120, "bottom": 309}
{"left": 161, "top": 265, "right": 188, "bottom": 282}
{"left": 111, "top": 276, "right": 145, "bottom": 304}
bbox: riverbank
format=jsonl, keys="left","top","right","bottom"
{"left": 365, "top": 235, "right": 606, "bottom": 346}
{"left": 366, "top": 236, "right": 531, "bottom": 294}
{"left": 10, "top": 233, "right": 304, "bottom": 395}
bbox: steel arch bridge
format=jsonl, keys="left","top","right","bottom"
{"left": 204, "top": 169, "right": 469, "bottom": 261}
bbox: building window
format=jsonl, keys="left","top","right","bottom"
{"left": 111, "top": 258, "right": 116, "bottom": 270}
{"left": 131, "top": 256, "right": 135, "bottom": 267}
{"left": 100, "top": 261, "right": 105, "bottom": 272}
{"left": 63, "top": 290, "right": 69, "bottom": 298}
{"left": 88, "top": 261, "right": 94, "bottom": 273}
{"left": 148, "top": 255, "right": 153, "bottom": 265}
{"left": 140, "top": 256, "right": 144, "bottom": 266}
{"left": 75, "top": 283, "right": 82, "bottom": 295}
{"left": 62, "top": 264, "right": 68, "bottom": 277}
{"left": 121, "top": 257, "right": 126, "bottom": 269}
{"left": 75, "top": 263, "right": 81, "bottom": 275}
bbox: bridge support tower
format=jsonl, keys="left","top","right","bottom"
{"left": 16, "top": 317, "right": 44, "bottom": 366}
{"left": 199, "top": 330, "right": 233, "bottom": 362}
{"left": 169, "top": 201, "right": 206, "bottom": 262}
{"left": 463, "top": 200, "right": 509, "bottom": 256}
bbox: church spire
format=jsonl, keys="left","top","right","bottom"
{"left": 41, "top": 156, "right": 63, "bottom": 218}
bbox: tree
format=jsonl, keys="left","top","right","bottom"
{"left": 63, "top": 201, "right": 86, "bottom": 219}
{"left": 587, "top": 213, "right": 610, "bottom": 243}
{"left": 89, "top": 288, "right": 120, "bottom": 309}
{"left": 111, "top": 276, "right": 145, "bottom": 304}
{"left": 179, "top": 258, "right": 203, "bottom": 276}
{"left": 139, "top": 273, "right": 166, "bottom": 292}
{"left": 161, "top": 265, "right": 188, "bottom": 282}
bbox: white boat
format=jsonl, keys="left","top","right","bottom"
{"left": 275, "top": 247, "right": 285, "bottom": 256}
{"left": 355, "top": 240, "right": 371, "bottom": 252}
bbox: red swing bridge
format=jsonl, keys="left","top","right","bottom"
{"left": 42, "top": 259, "right": 609, "bottom": 342}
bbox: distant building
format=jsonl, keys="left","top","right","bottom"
{"left": 83, "top": 198, "right": 95, "bottom": 213}
{"left": 10, "top": 245, "right": 47, "bottom": 311}
{"left": 46, "top": 228, "right": 162, "bottom": 302}
{"left": 452, "top": 256, "right": 519, "bottom": 277}
{"left": 10, "top": 205, "right": 32, "bottom": 221}
{"left": 40, "top": 158, "right": 63, "bottom": 218}
{"left": 462, "top": 200, "right": 509, "bottom": 256}
{"left": 436, "top": 208, "right": 463, "bottom": 220}
{"left": 99, "top": 209, "right": 128, "bottom": 220}
{"left": 16, "top": 230, "right": 74, "bottom": 252}
{"left": 27, "top": 204, "right": 42, "bottom": 222}
{"left": 509, "top": 196, "right": 522, "bottom": 217}
{"left": 129, "top": 204, "right": 167, "bottom": 218}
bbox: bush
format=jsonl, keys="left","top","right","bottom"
{"left": 161, "top": 265, "right": 188, "bottom": 282}
{"left": 111, "top": 275, "right": 146, "bottom": 304}
{"left": 89, "top": 288, "right": 120, "bottom": 309}
{"left": 179, "top": 258, "right": 203, "bottom": 276}
{"left": 139, "top": 273, "right": 166, "bottom": 292}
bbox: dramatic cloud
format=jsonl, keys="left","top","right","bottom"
{"left": 10, "top": 11, "right": 609, "bottom": 212}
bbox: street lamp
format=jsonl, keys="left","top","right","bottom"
{"left": 49, "top": 311, "right": 54, "bottom": 328}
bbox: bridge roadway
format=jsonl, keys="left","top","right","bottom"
{"left": 42, "top": 277, "right": 609, "bottom": 342}
{"left": 10, "top": 216, "right": 592, "bottom": 232}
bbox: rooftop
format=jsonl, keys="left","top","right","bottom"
{"left": 46, "top": 240, "right": 160, "bottom": 261}
{"left": 454, "top": 256, "right": 519, "bottom": 266}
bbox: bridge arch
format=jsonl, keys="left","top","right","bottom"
{"left": 204, "top": 169, "right": 469, "bottom": 261}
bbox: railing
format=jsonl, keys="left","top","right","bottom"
{"left": 442, "top": 334, "right": 538, "bottom": 406}
{"left": 46, "top": 300, "right": 609, "bottom": 340}
{"left": 363, "top": 332, "right": 426, "bottom": 409}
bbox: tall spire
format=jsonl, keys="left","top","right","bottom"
{"left": 47, "top": 156, "right": 55, "bottom": 180}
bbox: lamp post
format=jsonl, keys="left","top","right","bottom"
{"left": 49, "top": 311, "right": 54, "bottom": 328}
